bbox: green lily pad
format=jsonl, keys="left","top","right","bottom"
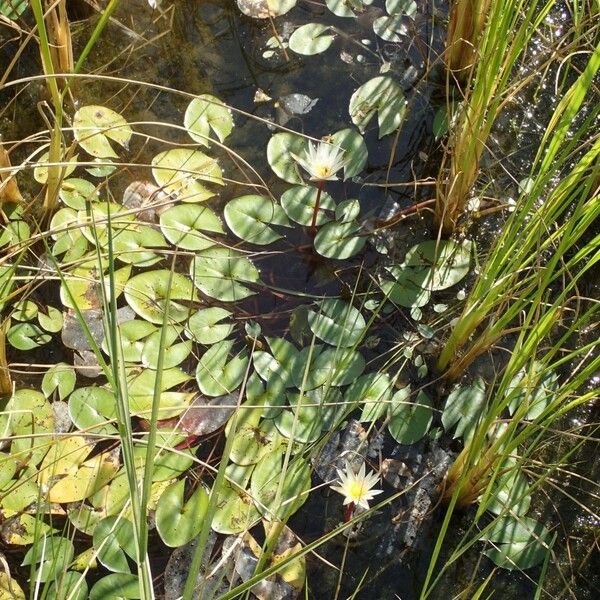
{"left": 59, "top": 178, "right": 99, "bottom": 209}
{"left": 275, "top": 393, "right": 321, "bottom": 443}
{"left": 0, "top": 452, "right": 17, "bottom": 488}
{"left": 155, "top": 479, "right": 209, "bottom": 547}
{"left": 184, "top": 94, "right": 233, "bottom": 147}
{"left": 152, "top": 148, "right": 223, "bottom": 203}
{"left": 236, "top": 0, "right": 297, "bottom": 19}
{"left": 225, "top": 195, "right": 290, "bottom": 245}
{"left": 349, "top": 76, "right": 406, "bottom": 137}
{"left": 314, "top": 220, "right": 366, "bottom": 259}
{"left": 403, "top": 240, "right": 473, "bottom": 291}
{"left": 2, "top": 389, "right": 54, "bottom": 465}
{"left": 85, "top": 159, "right": 116, "bottom": 178}
{"left": 380, "top": 266, "right": 431, "bottom": 308}
{"left": 442, "top": 377, "right": 486, "bottom": 441}
{"left": 308, "top": 346, "right": 365, "bottom": 388}
{"left": 190, "top": 247, "right": 259, "bottom": 302}
{"left": 141, "top": 325, "right": 192, "bottom": 369}
{"left": 38, "top": 306, "right": 64, "bottom": 333}
{"left": 159, "top": 203, "right": 223, "bottom": 251}
{"left": 42, "top": 363, "right": 76, "bottom": 400}
{"left": 60, "top": 263, "right": 131, "bottom": 311}
{"left": 124, "top": 270, "right": 199, "bottom": 324}
{"left": 22, "top": 536, "right": 74, "bottom": 583}
{"left": 68, "top": 386, "right": 118, "bottom": 436}
{"left": 289, "top": 23, "right": 334, "bottom": 55}
{"left": 186, "top": 307, "right": 233, "bottom": 345}
{"left": 73, "top": 105, "right": 132, "bottom": 158}
{"left": 329, "top": 129, "right": 368, "bottom": 180}
{"left": 388, "top": 389, "right": 432, "bottom": 444}
{"left": 92, "top": 516, "right": 136, "bottom": 573}
{"left": 102, "top": 320, "right": 157, "bottom": 362}
{"left": 386, "top": 0, "right": 417, "bottom": 15}
{"left": 1, "top": 514, "right": 58, "bottom": 545}
{"left": 482, "top": 516, "right": 551, "bottom": 570}
{"left": 89, "top": 574, "right": 141, "bottom": 600}
{"left": 112, "top": 224, "right": 168, "bottom": 266}
{"left": 46, "top": 571, "right": 88, "bottom": 600}
{"left": 196, "top": 339, "right": 248, "bottom": 397}
{"left": 12, "top": 300, "right": 38, "bottom": 321}
{"left": 211, "top": 477, "right": 261, "bottom": 534}
{"left": 506, "top": 362, "right": 558, "bottom": 420}
{"left": 487, "top": 460, "right": 532, "bottom": 517}
{"left": 346, "top": 372, "right": 393, "bottom": 422}
{"left": 267, "top": 132, "right": 307, "bottom": 184}
{"left": 325, "top": 0, "right": 374, "bottom": 17}
{"left": 33, "top": 150, "right": 77, "bottom": 185}
{"left": 252, "top": 336, "right": 299, "bottom": 388}
{"left": 307, "top": 298, "right": 366, "bottom": 348}
{"left": 373, "top": 14, "right": 408, "bottom": 42}
{"left": 251, "top": 451, "right": 311, "bottom": 520}
{"left": 280, "top": 185, "right": 335, "bottom": 226}
{"left": 8, "top": 322, "right": 51, "bottom": 350}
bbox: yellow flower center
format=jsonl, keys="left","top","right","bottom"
{"left": 314, "top": 164, "right": 332, "bottom": 179}
{"left": 347, "top": 480, "right": 366, "bottom": 501}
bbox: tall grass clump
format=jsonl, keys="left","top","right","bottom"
{"left": 436, "top": 0, "right": 555, "bottom": 234}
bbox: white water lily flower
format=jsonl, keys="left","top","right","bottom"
{"left": 292, "top": 140, "right": 347, "bottom": 182}
{"left": 331, "top": 460, "right": 383, "bottom": 510}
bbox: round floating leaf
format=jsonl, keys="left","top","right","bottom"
{"left": 482, "top": 516, "right": 551, "bottom": 570}
{"left": 275, "top": 393, "right": 321, "bottom": 443}
{"left": 373, "top": 14, "right": 408, "bottom": 42}
{"left": 506, "top": 362, "right": 558, "bottom": 420}
{"left": 33, "top": 151, "right": 78, "bottom": 184}
{"left": 325, "top": 0, "right": 374, "bottom": 17}
{"left": 38, "top": 306, "right": 64, "bottom": 333}
{"left": 112, "top": 224, "right": 168, "bottom": 266}
{"left": 187, "top": 307, "right": 233, "bottom": 345}
{"left": 289, "top": 23, "right": 334, "bottom": 55}
{"left": 0, "top": 452, "right": 17, "bottom": 488}
{"left": 159, "top": 204, "right": 223, "bottom": 251}
{"left": 152, "top": 148, "right": 223, "bottom": 203}
{"left": 190, "top": 247, "right": 259, "bottom": 302}
{"left": 388, "top": 390, "right": 432, "bottom": 444}
{"left": 46, "top": 571, "right": 88, "bottom": 600}
{"left": 386, "top": 0, "right": 417, "bottom": 15}
{"left": 442, "top": 377, "right": 486, "bottom": 441}
{"left": 329, "top": 129, "right": 368, "bottom": 180}
{"left": 307, "top": 298, "right": 366, "bottom": 348}
{"left": 236, "top": 0, "right": 297, "bottom": 19}
{"left": 89, "top": 574, "right": 140, "bottom": 600}
{"left": 12, "top": 300, "right": 37, "bottom": 321}
{"left": 59, "top": 177, "right": 99, "bottom": 209}
{"left": 310, "top": 347, "right": 365, "bottom": 388}
{"left": 487, "top": 460, "right": 531, "bottom": 517}
{"left": 73, "top": 105, "right": 132, "bottom": 158}
{"left": 251, "top": 451, "right": 311, "bottom": 520}
{"left": 267, "top": 132, "right": 307, "bottom": 184}
{"left": 0, "top": 220, "right": 29, "bottom": 249}
{"left": 92, "top": 516, "right": 136, "bottom": 573}
{"left": 69, "top": 386, "right": 118, "bottom": 436}
{"left": 403, "top": 239, "right": 473, "bottom": 290}
{"left": 253, "top": 336, "right": 299, "bottom": 388}
{"left": 281, "top": 185, "right": 335, "bottom": 226}
{"left": 380, "top": 265, "right": 431, "bottom": 308}
{"left": 124, "top": 270, "right": 199, "bottom": 324}
{"left": 42, "top": 363, "right": 76, "bottom": 400}
{"left": 314, "top": 220, "right": 366, "bottom": 259}
{"left": 102, "top": 320, "right": 157, "bottom": 363}
{"left": 184, "top": 94, "right": 233, "bottom": 147}
{"left": 196, "top": 339, "right": 249, "bottom": 397}
{"left": 22, "top": 536, "right": 74, "bottom": 583}
{"left": 85, "top": 159, "right": 116, "bottom": 177}
{"left": 156, "top": 479, "right": 209, "bottom": 547}
{"left": 349, "top": 76, "right": 406, "bottom": 137}
{"left": 225, "top": 195, "right": 290, "bottom": 245}
{"left": 8, "top": 322, "right": 51, "bottom": 350}
{"left": 211, "top": 478, "right": 261, "bottom": 534}
{"left": 335, "top": 199, "right": 360, "bottom": 222}
{"left": 1, "top": 514, "right": 58, "bottom": 545}
{"left": 2, "top": 389, "right": 54, "bottom": 465}
{"left": 0, "top": 571, "right": 25, "bottom": 599}
{"left": 346, "top": 372, "right": 392, "bottom": 422}
{"left": 227, "top": 400, "right": 281, "bottom": 466}
{"left": 60, "top": 263, "right": 131, "bottom": 311}
{"left": 141, "top": 325, "right": 192, "bottom": 369}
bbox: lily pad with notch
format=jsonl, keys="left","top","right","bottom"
{"left": 184, "top": 94, "right": 233, "bottom": 147}
{"left": 159, "top": 203, "right": 223, "bottom": 251}
{"left": 388, "top": 389, "right": 432, "bottom": 444}
{"left": 281, "top": 185, "right": 335, "bottom": 226}
{"left": 267, "top": 132, "right": 307, "bottom": 184}
{"left": 73, "top": 105, "right": 132, "bottom": 159}
{"left": 307, "top": 298, "right": 366, "bottom": 348}
{"left": 196, "top": 339, "right": 249, "bottom": 397}
{"left": 289, "top": 23, "right": 335, "bottom": 56}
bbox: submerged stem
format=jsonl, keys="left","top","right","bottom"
{"left": 310, "top": 180, "right": 325, "bottom": 232}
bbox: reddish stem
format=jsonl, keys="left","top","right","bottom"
{"left": 343, "top": 501, "right": 355, "bottom": 523}
{"left": 310, "top": 180, "right": 325, "bottom": 232}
